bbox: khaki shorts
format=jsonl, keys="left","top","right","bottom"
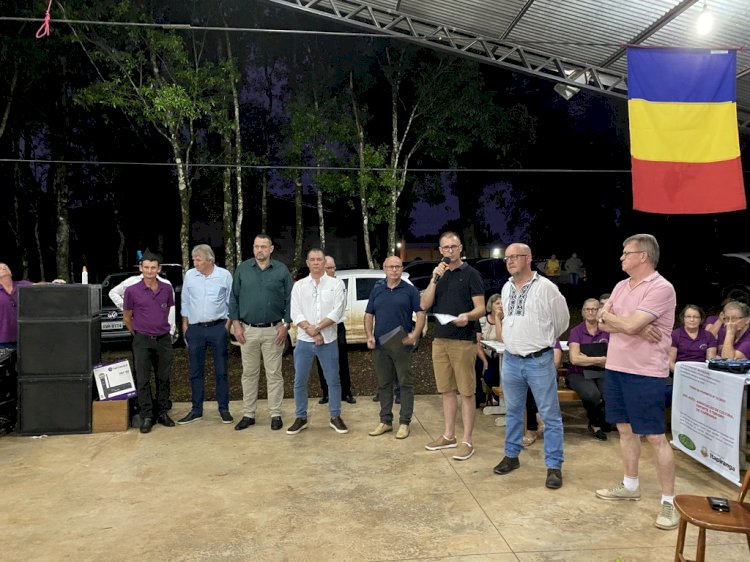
{"left": 432, "top": 338, "right": 477, "bottom": 396}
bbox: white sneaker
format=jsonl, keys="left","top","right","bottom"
{"left": 655, "top": 501, "right": 680, "bottom": 530}
{"left": 483, "top": 404, "right": 507, "bottom": 415}
{"left": 595, "top": 482, "right": 641, "bottom": 501}
{"left": 494, "top": 416, "right": 506, "bottom": 427}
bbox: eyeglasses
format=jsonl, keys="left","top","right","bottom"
{"left": 440, "top": 245, "right": 460, "bottom": 252}
{"left": 583, "top": 308, "right": 599, "bottom": 313}
{"left": 724, "top": 316, "right": 747, "bottom": 322}
{"left": 384, "top": 265, "right": 403, "bottom": 270}
{"left": 504, "top": 254, "right": 529, "bottom": 262}
{"left": 622, "top": 250, "right": 646, "bottom": 257}
{"left": 683, "top": 315, "right": 702, "bottom": 320}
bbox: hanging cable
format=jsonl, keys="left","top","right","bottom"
{"left": 34, "top": 0, "right": 53, "bottom": 39}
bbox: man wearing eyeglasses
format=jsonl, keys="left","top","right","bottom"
{"left": 365, "top": 255, "right": 426, "bottom": 440}
{"left": 420, "top": 232, "right": 485, "bottom": 461}
{"left": 0, "top": 263, "right": 32, "bottom": 349}
{"left": 493, "top": 243, "right": 569, "bottom": 489}
{"left": 593, "top": 234, "right": 678, "bottom": 531}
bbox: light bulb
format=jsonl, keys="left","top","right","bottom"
{"left": 696, "top": 4, "right": 714, "bottom": 35}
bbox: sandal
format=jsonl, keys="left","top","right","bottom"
{"left": 522, "top": 431, "right": 538, "bottom": 447}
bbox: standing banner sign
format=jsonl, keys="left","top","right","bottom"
{"left": 671, "top": 362, "right": 748, "bottom": 485}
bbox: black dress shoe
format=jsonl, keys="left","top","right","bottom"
{"left": 493, "top": 456, "right": 520, "bottom": 475}
{"left": 140, "top": 417, "right": 153, "bottom": 434}
{"left": 271, "top": 416, "right": 283, "bottom": 430}
{"left": 588, "top": 424, "right": 608, "bottom": 441}
{"left": 546, "top": 468, "right": 563, "bottom": 489}
{"left": 318, "top": 396, "right": 329, "bottom": 404}
{"left": 234, "top": 416, "right": 255, "bottom": 431}
{"left": 157, "top": 413, "right": 175, "bottom": 427}
{"left": 372, "top": 394, "right": 379, "bottom": 402}
{"left": 345, "top": 395, "right": 357, "bottom": 404}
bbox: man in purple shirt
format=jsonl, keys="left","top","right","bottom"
{"left": 123, "top": 252, "right": 175, "bottom": 433}
{"left": 0, "top": 262, "right": 33, "bottom": 348}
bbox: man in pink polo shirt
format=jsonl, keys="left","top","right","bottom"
{"left": 594, "top": 234, "right": 678, "bottom": 531}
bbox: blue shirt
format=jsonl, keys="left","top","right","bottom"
{"left": 181, "top": 266, "right": 233, "bottom": 323}
{"left": 365, "top": 280, "right": 422, "bottom": 344}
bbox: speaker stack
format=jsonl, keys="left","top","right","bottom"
{"left": 0, "top": 348, "right": 17, "bottom": 435}
{"left": 16, "top": 284, "right": 102, "bottom": 435}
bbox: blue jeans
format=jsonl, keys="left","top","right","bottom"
{"left": 185, "top": 322, "right": 229, "bottom": 414}
{"left": 501, "top": 350, "right": 564, "bottom": 468}
{"left": 293, "top": 340, "right": 341, "bottom": 418}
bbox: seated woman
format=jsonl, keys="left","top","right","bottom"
{"left": 523, "top": 339, "right": 562, "bottom": 446}
{"left": 705, "top": 298, "right": 734, "bottom": 340}
{"left": 717, "top": 301, "right": 750, "bottom": 359}
{"left": 567, "top": 298, "right": 610, "bottom": 441}
{"left": 669, "top": 305, "right": 717, "bottom": 372}
{"left": 476, "top": 293, "right": 503, "bottom": 411}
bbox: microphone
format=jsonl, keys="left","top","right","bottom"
{"left": 433, "top": 257, "right": 452, "bottom": 283}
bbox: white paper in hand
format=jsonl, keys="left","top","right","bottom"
{"left": 434, "top": 313, "right": 459, "bottom": 325}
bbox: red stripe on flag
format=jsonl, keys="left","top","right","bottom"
{"left": 631, "top": 157, "right": 746, "bottom": 214}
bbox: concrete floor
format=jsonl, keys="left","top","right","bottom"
{"left": 1, "top": 396, "right": 748, "bottom": 562}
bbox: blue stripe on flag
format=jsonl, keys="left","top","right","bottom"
{"left": 627, "top": 48, "right": 736, "bottom": 103}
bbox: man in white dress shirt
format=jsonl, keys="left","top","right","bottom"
{"left": 286, "top": 248, "right": 348, "bottom": 435}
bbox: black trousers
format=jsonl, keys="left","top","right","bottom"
{"left": 317, "top": 323, "right": 352, "bottom": 397}
{"left": 132, "top": 333, "right": 173, "bottom": 419}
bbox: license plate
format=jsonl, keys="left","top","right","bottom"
{"left": 102, "top": 321, "right": 123, "bottom": 330}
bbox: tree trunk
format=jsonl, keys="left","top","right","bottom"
{"left": 225, "top": 30, "right": 244, "bottom": 267}
{"left": 261, "top": 172, "right": 268, "bottom": 234}
{"left": 171, "top": 140, "right": 191, "bottom": 273}
{"left": 222, "top": 132, "right": 236, "bottom": 272}
{"left": 115, "top": 209, "right": 126, "bottom": 270}
{"left": 54, "top": 164, "right": 70, "bottom": 282}
{"left": 349, "top": 72, "right": 374, "bottom": 269}
{"left": 292, "top": 177, "right": 304, "bottom": 277}
{"left": 316, "top": 169, "right": 325, "bottom": 252}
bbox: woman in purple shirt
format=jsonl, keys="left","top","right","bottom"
{"left": 568, "top": 298, "right": 610, "bottom": 441}
{"left": 668, "top": 305, "right": 717, "bottom": 372}
{"left": 0, "top": 263, "right": 33, "bottom": 348}
{"left": 717, "top": 301, "right": 750, "bottom": 359}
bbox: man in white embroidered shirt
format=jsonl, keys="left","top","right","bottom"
{"left": 287, "top": 248, "right": 348, "bottom": 435}
{"left": 494, "top": 242, "right": 570, "bottom": 490}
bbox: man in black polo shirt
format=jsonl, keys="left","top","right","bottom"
{"left": 229, "top": 234, "right": 293, "bottom": 431}
{"left": 364, "top": 255, "right": 426, "bottom": 439}
{"left": 420, "top": 232, "right": 485, "bottom": 461}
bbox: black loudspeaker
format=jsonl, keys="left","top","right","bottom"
{"left": 17, "top": 284, "right": 101, "bottom": 319}
{"left": 0, "top": 399, "right": 16, "bottom": 435}
{"left": 0, "top": 349, "right": 17, "bottom": 401}
{"left": 17, "top": 375, "right": 92, "bottom": 435}
{"left": 17, "top": 318, "right": 101, "bottom": 376}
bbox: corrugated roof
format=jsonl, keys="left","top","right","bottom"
{"left": 269, "top": 0, "right": 750, "bottom": 131}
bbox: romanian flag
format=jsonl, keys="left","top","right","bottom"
{"left": 628, "top": 47, "right": 745, "bottom": 214}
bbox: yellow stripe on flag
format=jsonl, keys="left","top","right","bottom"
{"left": 628, "top": 99, "right": 740, "bottom": 163}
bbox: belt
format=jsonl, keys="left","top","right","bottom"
{"left": 516, "top": 346, "right": 552, "bottom": 359}
{"left": 247, "top": 319, "right": 283, "bottom": 328}
{"left": 135, "top": 332, "right": 170, "bottom": 340}
{"left": 192, "top": 319, "right": 226, "bottom": 327}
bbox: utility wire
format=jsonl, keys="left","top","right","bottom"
{"left": 0, "top": 158, "right": 639, "bottom": 173}
{"left": 0, "top": 15, "right": 625, "bottom": 46}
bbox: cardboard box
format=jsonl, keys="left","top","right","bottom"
{"left": 92, "top": 399, "right": 129, "bottom": 433}
{"left": 93, "top": 360, "right": 136, "bottom": 401}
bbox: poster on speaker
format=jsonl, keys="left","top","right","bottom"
{"left": 671, "top": 362, "right": 748, "bottom": 485}
{"left": 93, "top": 360, "right": 136, "bottom": 401}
